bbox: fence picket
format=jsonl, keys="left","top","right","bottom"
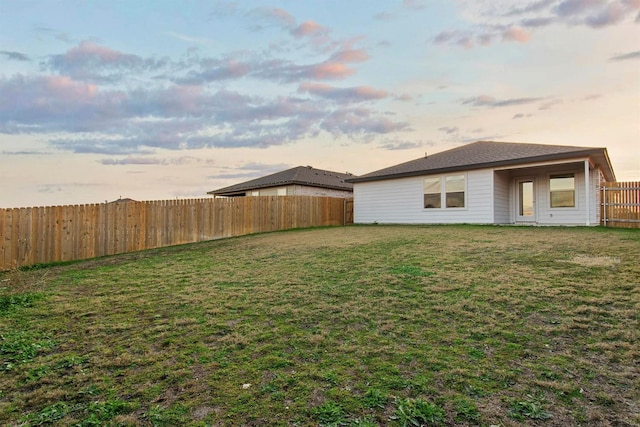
{"left": 0, "top": 209, "right": 5, "bottom": 268}
{"left": 0, "top": 196, "right": 353, "bottom": 270}
{"left": 601, "top": 181, "right": 640, "bottom": 228}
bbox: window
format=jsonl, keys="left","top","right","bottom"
{"left": 423, "top": 177, "right": 441, "bottom": 208}
{"left": 424, "top": 174, "right": 465, "bottom": 209}
{"left": 550, "top": 173, "right": 575, "bottom": 207}
{"left": 446, "top": 175, "right": 465, "bottom": 208}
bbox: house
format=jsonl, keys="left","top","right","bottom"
{"left": 108, "top": 197, "right": 137, "bottom": 204}
{"left": 346, "top": 141, "right": 615, "bottom": 226}
{"left": 208, "top": 166, "right": 354, "bottom": 198}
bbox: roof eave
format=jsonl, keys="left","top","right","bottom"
{"left": 598, "top": 148, "right": 616, "bottom": 182}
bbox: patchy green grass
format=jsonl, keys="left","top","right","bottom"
{"left": 1, "top": 225, "right": 638, "bottom": 426}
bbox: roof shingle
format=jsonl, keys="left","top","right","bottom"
{"left": 347, "top": 141, "right": 615, "bottom": 182}
{"left": 209, "top": 166, "right": 354, "bottom": 196}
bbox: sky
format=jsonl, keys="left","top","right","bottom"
{"left": 0, "top": 0, "right": 639, "bottom": 208}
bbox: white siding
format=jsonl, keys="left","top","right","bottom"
{"left": 588, "top": 165, "right": 602, "bottom": 225}
{"left": 594, "top": 170, "right": 605, "bottom": 224}
{"left": 354, "top": 160, "right": 604, "bottom": 226}
{"left": 510, "top": 162, "right": 600, "bottom": 226}
{"left": 353, "top": 169, "right": 494, "bottom": 224}
{"left": 493, "top": 171, "right": 510, "bottom": 224}
{"left": 291, "top": 185, "right": 353, "bottom": 198}
{"left": 248, "top": 185, "right": 352, "bottom": 198}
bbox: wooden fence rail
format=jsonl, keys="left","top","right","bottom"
{"left": 0, "top": 196, "right": 353, "bottom": 271}
{"left": 601, "top": 181, "right": 640, "bottom": 228}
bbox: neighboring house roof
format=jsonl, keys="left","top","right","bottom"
{"left": 347, "top": 141, "right": 616, "bottom": 183}
{"left": 108, "top": 197, "right": 137, "bottom": 203}
{"left": 208, "top": 166, "right": 355, "bottom": 196}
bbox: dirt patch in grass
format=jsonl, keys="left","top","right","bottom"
{"left": 1, "top": 225, "right": 638, "bottom": 426}
{"left": 567, "top": 254, "right": 622, "bottom": 267}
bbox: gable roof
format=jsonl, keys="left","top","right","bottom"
{"left": 208, "top": 166, "right": 355, "bottom": 196}
{"left": 108, "top": 197, "right": 137, "bottom": 204}
{"left": 347, "top": 141, "right": 616, "bottom": 183}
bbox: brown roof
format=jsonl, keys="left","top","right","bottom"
{"left": 208, "top": 166, "right": 355, "bottom": 196}
{"left": 108, "top": 197, "right": 137, "bottom": 203}
{"left": 347, "top": 141, "right": 615, "bottom": 183}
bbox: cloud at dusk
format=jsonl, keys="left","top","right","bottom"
{"left": 502, "top": 26, "right": 532, "bottom": 42}
{"left": 255, "top": 7, "right": 296, "bottom": 28}
{"left": 609, "top": 50, "right": 640, "bottom": 61}
{"left": 513, "top": 113, "right": 534, "bottom": 119}
{"left": 292, "top": 20, "right": 328, "bottom": 38}
{"left": 0, "top": 67, "right": 406, "bottom": 153}
{"left": 0, "top": 0, "right": 638, "bottom": 207}
{"left": 462, "top": 95, "right": 544, "bottom": 108}
{"left": 0, "top": 8, "right": 397, "bottom": 157}
{"left": 298, "top": 83, "right": 388, "bottom": 102}
{"left": 329, "top": 48, "right": 369, "bottom": 63}
{"left": 320, "top": 108, "right": 410, "bottom": 137}
{"left": 539, "top": 99, "right": 564, "bottom": 110}
{"left": 45, "top": 41, "right": 156, "bottom": 82}
{"left": 434, "top": 0, "right": 639, "bottom": 48}
{"left": 379, "top": 140, "right": 424, "bottom": 150}
{"left": 302, "top": 62, "right": 354, "bottom": 80}
{"left": 438, "top": 126, "right": 459, "bottom": 134}
{"left": 0, "top": 50, "right": 30, "bottom": 61}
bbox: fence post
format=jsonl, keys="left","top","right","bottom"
{"left": 602, "top": 185, "right": 607, "bottom": 227}
{"left": 343, "top": 198, "right": 346, "bottom": 226}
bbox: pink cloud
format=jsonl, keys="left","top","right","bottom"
{"left": 307, "top": 62, "right": 353, "bottom": 80}
{"left": 330, "top": 48, "right": 369, "bottom": 63}
{"left": 437, "top": 0, "right": 638, "bottom": 50}
{"left": 502, "top": 26, "right": 532, "bottom": 43}
{"left": 342, "top": 86, "right": 387, "bottom": 99}
{"left": 63, "top": 41, "right": 140, "bottom": 66}
{"left": 292, "top": 20, "right": 328, "bottom": 38}
{"left": 586, "top": 1, "right": 629, "bottom": 27}
{"left": 555, "top": 0, "right": 639, "bottom": 27}
{"left": 46, "top": 41, "right": 152, "bottom": 82}
{"left": 268, "top": 8, "right": 296, "bottom": 27}
{"left": 298, "top": 82, "right": 333, "bottom": 92}
{"left": 253, "top": 7, "right": 296, "bottom": 28}
{"left": 0, "top": 74, "right": 125, "bottom": 133}
{"left": 45, "top": 75, "right": 98, "bottom": 99}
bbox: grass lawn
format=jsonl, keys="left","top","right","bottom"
{"left": 1, "top": 225, "right": 638, "bottom": 426}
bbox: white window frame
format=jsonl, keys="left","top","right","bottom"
{"left": 549, "top": 172, "right": 576, "bottom": 209}
{"left": 423, "top": 173, "right": 467, "bottom": 209}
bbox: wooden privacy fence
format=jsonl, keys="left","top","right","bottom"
{"left": 601, "top": 181, "right": 640, "bottom": 228}
{"left": 0, "top": 196, "right": 353, "bottom": 271}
